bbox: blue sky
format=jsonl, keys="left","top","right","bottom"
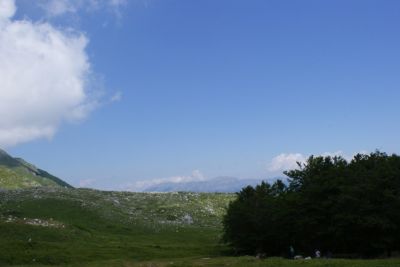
{"left": 2, "top": 0, "right": 400, "bottom": 189}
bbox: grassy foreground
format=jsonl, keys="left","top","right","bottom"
{"left": 1, "top": 188, "right": 400, "bottom": 267}
{"left": 12, "top": 257, "right": 400, "bottom": 267}
{"left": 0, "top": 188, "right": 232, "bottom": 266}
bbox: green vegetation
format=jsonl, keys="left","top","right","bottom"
{"left": 223, "top": 151, "right": 400, "bottom": 258}
{"left": 0, "top": 149, "right": 72, "bottom": 189}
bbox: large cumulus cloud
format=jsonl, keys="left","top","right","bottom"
{"left": 0, "top": 0, "right": 95, "bottom": 147}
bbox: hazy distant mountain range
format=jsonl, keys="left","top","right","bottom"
{"left": 0, "top": 148, "right": 281, "bottom": 192}
{"left": 142, "top": 176, "right": 278, "bottom": 193}
{"left": 0, "top": 148, "right": 72, "bottom": 189}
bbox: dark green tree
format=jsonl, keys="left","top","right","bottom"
{"left": 222, "top": 151, "right": 400, "bottom": 258}
{"left": 222, "top": 181, "right": 288, "bottom": 255}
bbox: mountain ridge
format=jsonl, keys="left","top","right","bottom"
{"left": 142, "top": 176, "right": 277, "bottom": 193}
{"left": 0, "top": 148, "right": 72, "bottom": 189}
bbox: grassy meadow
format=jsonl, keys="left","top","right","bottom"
{"left": 1, "top": 188, "right": 400, "bottom": 266}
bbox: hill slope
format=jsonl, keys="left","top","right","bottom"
{"left": 0, "top": 188, "right": 234, "bottom": 265}
{"left": 0, "top": 148, "right": 72, "bottom": 189}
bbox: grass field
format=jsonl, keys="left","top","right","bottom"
{"left": 11, "top": 257, "right": 400, "bottom": 267}
{"left": 1, "top": 188, "right": 399, "bottom": 267}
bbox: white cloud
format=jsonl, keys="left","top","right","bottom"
{"left": 268, "top": 151, "right": 364, "bottom": 172}
{"left": 124, "top": 170, "right": 206, "bottom": 192}
{"left": 0, "top": 0, "right": 16, "bottom": 20}
{"left": 0, "top": 0, "right": 96, "bottom": 147}
{"left": 268, "top": 153, "right": 307, "bottom": 172}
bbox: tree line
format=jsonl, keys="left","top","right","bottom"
{"left": 222, "top": 151, "right": 400, "bottom": 258}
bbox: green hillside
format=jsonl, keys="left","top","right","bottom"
{"left": 0, "top": 149, "right": 72, "bottom": 189}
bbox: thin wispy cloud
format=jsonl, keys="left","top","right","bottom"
{"left": 38, "top": 0, "right": 128, "bottom": 18}
{"left": 40, "top": 0, "right": 76, "bottom": 17}
{"left": 110, "top": 91, "right": 122, "bottom": 103}
{"left": 79, "top": 178, "right": 96, "bottom": 188}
